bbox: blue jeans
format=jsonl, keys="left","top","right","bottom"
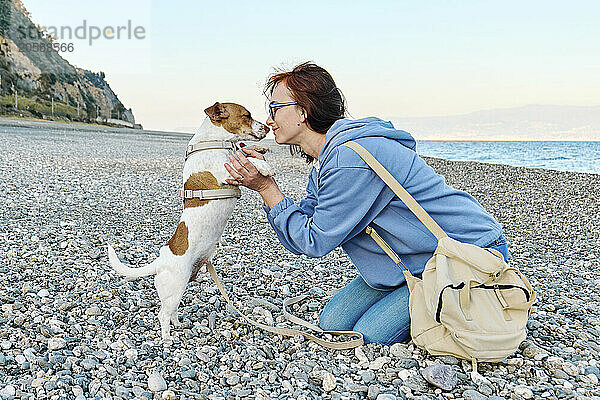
{"left": 318, "top": 234, "right": 509, "bottom": 345}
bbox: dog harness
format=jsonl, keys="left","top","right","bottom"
{"left": 179, "top": 188, "right": 241, "bottom": 200}
{"left": 185, "top": 140, "right": 243, "bottom": 160}
{"left": 180, "top": 140, "right": 243, "bottom": 201}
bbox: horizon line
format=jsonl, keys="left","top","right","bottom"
{"left": 384, "top": 103, "right": 600, "bottom": 121}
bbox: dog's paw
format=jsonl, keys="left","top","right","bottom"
{"left": 160, "top": 328, "right": 171, "bottom": 340}
{"left": 249, "top": 158, "right": 275, "bottom": 177}
{"left": 170, "top": 315, "right": 181, "bottom": 328}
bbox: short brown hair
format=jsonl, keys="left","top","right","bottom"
{"left": 264, "top": 61, "right": 346, "bottom": 163}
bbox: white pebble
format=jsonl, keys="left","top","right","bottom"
{"left": 30, "top": 378, "right": 44, "bottom": 388}
{"left": 86, "top": 306, "right": 101, "bottom": 316}
{"left": 124, "top": 348, "right": 138, "bottom": 359}
{"left": 196, "top": 351, "right": 210, "bottom": 363}
{"left": 110, "top": 340, "right": 125, "bottom": 350}
{"left": 399, "top": 385, "right": 412, "bottom": 396}
{"left": 369, "top": 356, "right": 390, "bottom": 370}
{"left": 161, "top": 389, "right": 176, "bottom": 399}
{"left": 88, "top": 379, "right": 101, "bottom": 396}
{"left": 562, "top": 361, "right": 579, "bottom": 376}
{"left": 322, "top": 372, "right": 336, "bottom": 392}
{"left": 376, "top": 395, "right": 397, "bottom": 400}
{"left": 507, "top": 357, "right": 524, "bottom": 367}
{"left": 23, "top": 348, "right": 36, "bottom": 361}
{"left": 545, "top": 356, "right": 563, "bottom": 370}
{"left": 0, "top": 385, "right": 16, "bottom": 398}
{"left": 354, "top": 346, "right": 368, "bottom": 363}
{"left": 398, "top": 369, "right": 415, "bottom": 381}
{"left": 514, "top": 385, "right": 533, "bottom": 399}
{"left": 586, "top": 373, "right": 599, "bottom": 385}
{"left": 390, "top": 343, "right": 412, "bottom": 358}
{"left": 48, "top": 337, "right": 67, "bottom": 351}
{"left": 148, "top": 371, "right": 167, "bottom": 392}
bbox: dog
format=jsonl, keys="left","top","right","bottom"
{"left": 107, "top": 102, "right": 274, "bottom": 338}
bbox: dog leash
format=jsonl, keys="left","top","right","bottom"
{"left": 205, "top": 260, "right": 364, "bottom": 349}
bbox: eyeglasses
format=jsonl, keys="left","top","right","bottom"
{"left": 268, "top": 101, "right": 297, "bottom": 120}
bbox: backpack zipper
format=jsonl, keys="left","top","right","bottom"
{"left": 435, "top": 283, "right": 531, "bottom": 323}
{"left": 472, "top": 284, "right": 531, "bottom": 302}
{"left": 435, "top": 282, "right": 465, "bottom": 323}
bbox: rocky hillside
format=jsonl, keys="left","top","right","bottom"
{"left": 0, "top": 0, "right": 137, "bottom": 126}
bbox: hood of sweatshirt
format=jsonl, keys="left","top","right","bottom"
{"left": 318, "top": 117, "right": 417, "bottom": 163}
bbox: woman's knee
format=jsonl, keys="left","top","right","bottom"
{"left": 317, "top": 276, "right": 390, "bottom": 332}
{"left": 318, "top": 307, "right": 355, "bottom": 332}
{"left": 351, "top": 283, "right": 412, "bottom": 345}
{"left": 353, "top": 317, "right": 411, "bottom": 345}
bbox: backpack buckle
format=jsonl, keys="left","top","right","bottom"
{"left": 489, "top": 271, "right": 501, "bottom": 281}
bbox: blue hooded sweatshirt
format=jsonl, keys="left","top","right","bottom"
{"left": 263, "top": 117, "right": 503, "bottom": 291}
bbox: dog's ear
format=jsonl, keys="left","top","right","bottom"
{"left": 204, "top": 102, "right": 230, "bottom": 120}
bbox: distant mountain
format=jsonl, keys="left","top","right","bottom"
{"left": 389, "top": 105, "right": 600, "bottom": 141}
{"left": 0, "top": 0, "right": 137, "bottom": 127}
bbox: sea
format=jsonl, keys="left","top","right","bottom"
{"left": 416, "top": 141, "right": 600, "bottom": 175}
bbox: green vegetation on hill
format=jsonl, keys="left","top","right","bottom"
{"left": 0, "top": 94, "right": 80, "bottom": 120}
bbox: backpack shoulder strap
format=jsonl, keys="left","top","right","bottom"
{"left": 341, "top": 140, "right": 447, "bottom": 241}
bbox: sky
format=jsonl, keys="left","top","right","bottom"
{"left": 19, "top": 0, "right": 600, "bottom": 134}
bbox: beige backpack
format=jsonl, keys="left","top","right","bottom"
{"left": 341, "top": 140, "right": 537, "bottom": 375}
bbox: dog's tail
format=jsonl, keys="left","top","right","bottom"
{"left": 107, "top": 243, "right": 160, "bottom": 278}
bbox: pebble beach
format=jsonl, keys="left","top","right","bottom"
{"left": 1, "top": 120, "right": 599, "bottom": 400}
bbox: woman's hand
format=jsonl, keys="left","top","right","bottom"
{"left": 224, "top": 148, "right": 274, "bottom": 193}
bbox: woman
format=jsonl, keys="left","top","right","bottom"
{"left": 224, "top": 61, "right": 508, "bottom": 345}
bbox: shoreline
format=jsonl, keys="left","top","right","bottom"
{"left": 0, "top": 116, "right": 191, "bottom": 138}
{"left": 419, "top": 156, "right": 600, "bottom": 177}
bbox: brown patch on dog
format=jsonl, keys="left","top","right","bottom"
{"left": 204, "top": 102, "right": 257, "bottom": 137}
{"left": 204, "top": 102, "right": 230, "bottom": 120}
{"left": 183, "top": 171, "right": 225, "bottom": 208}
{"left": 167, "top": 222, "right": 189, "bottom": 256}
